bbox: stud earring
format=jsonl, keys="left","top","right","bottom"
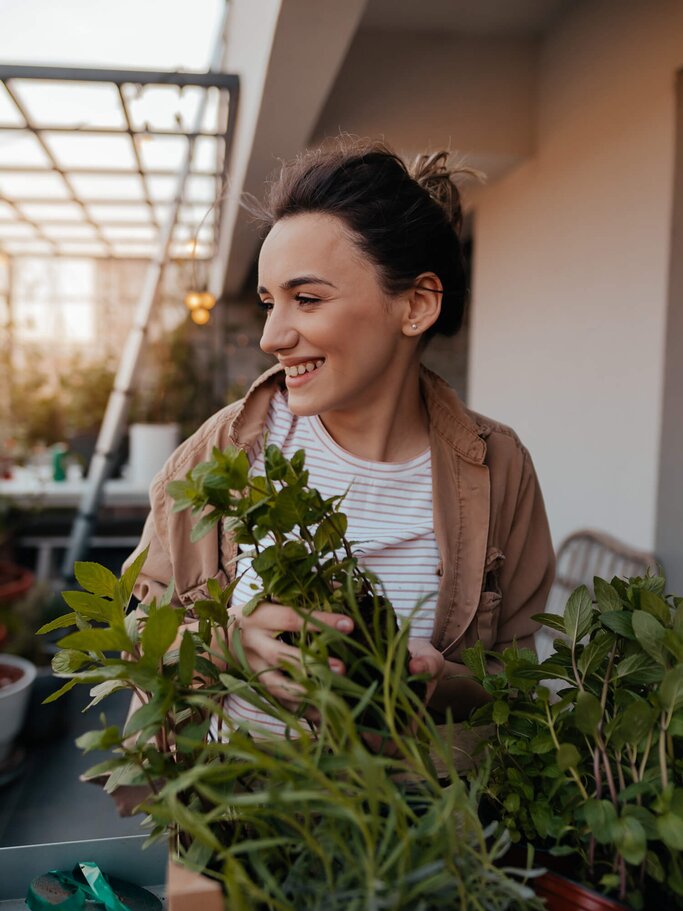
{"left": 411, "top": 323, "right": 418, "bottom": 330}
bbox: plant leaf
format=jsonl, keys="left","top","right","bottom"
{"left": 531, "top": 612, "right": 567, "bottom": 634}
{"left": 74, "top": 561, "right": 118, "bottom": 598}
{"left": 657, "top": 812, "right": 683, "bottom": 851}
{"left": 556, "top": 742, "right": 581, "bottom": 771}
{"left": 619, "top": 700, "right": 654, "bottom": 745}
{"left": 600, "top": 610, "right": 635, "bottom": 639}
{"left": 492, "top": 701, "right": 510, "bottom": 725}
{"left": 593, "top": 577, "right": 623, "bottom": 613}
{"left": 178, "top": 629, "right": 195, "bottom": 686}
{"left": 660, "top": 666, "right": 683, "bottom": 713}
{"left": 37, "top": 612, "right": 80, "bottom": 635}
{"left": 190, "top": 510, "right": 222, "bottom": 544}
{"left": 614, "top": 815, "right": 647, "bottom": 865}
{"left": 582, "top": 799, "right": 618, "bottom": 843}
{"left": 639, "top": 589, "right": 672, "bottom": 626}
{"left": 632, "top": 610, "right": 667, "bottom": 664}
{"left": 58, "top": 626, "right": 132, "bottom": 654}
{"left": 563, "top": 585, "right": 593, "bottom": 645}
{"left": 119, "top": 546, "right": 149, "bottom": 606}
{"left": 42, "top": 677, "right": 79, "bottom": 704}
{"left": 141, "top": 605, "right": 183, "bottom": 668}
{"left": 573, "top": 691, "right": 602, "bottom": 735}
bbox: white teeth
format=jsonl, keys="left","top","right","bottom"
{"left": 284, "top": 360, "right": 324, "bottom": 377}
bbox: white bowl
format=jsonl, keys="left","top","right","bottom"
{"left": 0, "top": 654, "right": 37, "bottom": 763}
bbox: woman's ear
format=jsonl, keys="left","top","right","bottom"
{"left": 401, "top": 272, "right": 443, "bottom": 338}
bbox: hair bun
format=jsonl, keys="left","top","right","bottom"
{"left": 409, "top": 151, "right": 484, "bottom": 236}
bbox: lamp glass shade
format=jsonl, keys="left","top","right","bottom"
{"left": 191, "top": 307, "right": 210, "bottom": 325}
{"left": 184, "top": 291, "right": 204, "bottom": 311}
{"left": 199, "top": 291, "right": 217, "bottom": 310}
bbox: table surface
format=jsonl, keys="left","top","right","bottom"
{"left": 0, "top": 473, "right": 150, "bottom": 509}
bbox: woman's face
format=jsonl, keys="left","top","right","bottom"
{"left": 257, "top": 212, "right": 413, "bottom": 418}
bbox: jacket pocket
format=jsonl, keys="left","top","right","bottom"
{"left": 476, "top": 590, "right": 502, "bottom": 648}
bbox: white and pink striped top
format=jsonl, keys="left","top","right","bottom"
{"left": 224, "top": 389, "right": 441, "bottom": 734}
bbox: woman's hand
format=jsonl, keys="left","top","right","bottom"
{"left": 228, "top": 600, "right": 354, "bottom": 711}
{"left": 407, "top": 638, "right": 445, "bottom": 705}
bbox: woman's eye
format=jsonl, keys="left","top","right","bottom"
{"left": 295, "top": 294, "right": 320, "bottom": 306}
{"left": 256, "top": 299, "right": 272, "bottom": 313}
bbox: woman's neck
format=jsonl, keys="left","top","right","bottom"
{"left": 317, "top": 361, "right": 429, "bottom": 462}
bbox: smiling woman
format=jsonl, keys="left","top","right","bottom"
{"left": 125, "top": 138, "right": 556, "bottom": 723}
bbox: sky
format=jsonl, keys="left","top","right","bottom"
{"left": 0, "top": 0, "right": 225, "bottom": 70}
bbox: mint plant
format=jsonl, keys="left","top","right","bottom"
{"left": 465, "top": 573, "right": 683, "bottom": 909}
{"left": 167, "top": 443, "right": 426, "bottom": 735}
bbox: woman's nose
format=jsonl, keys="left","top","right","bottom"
{"left": 259, "top": 305, "right": 298, "bottom": 354}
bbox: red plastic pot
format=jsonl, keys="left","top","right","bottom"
{"left": 534, "top": 870, "right": 630, "bottom": 911}
{"left": 0, "top": 561, "right": 34, "bottom": 604}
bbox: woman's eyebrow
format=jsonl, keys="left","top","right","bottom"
{"left": 257, "top": 275, "right": 338, "bottom": 294}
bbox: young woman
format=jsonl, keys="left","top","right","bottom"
{"left": 128, "top": 141, "right": 555, "bottom": 725}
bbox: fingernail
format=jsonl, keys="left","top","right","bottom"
{"left": 336, "top": 618, "right": 353, "bottom": 632}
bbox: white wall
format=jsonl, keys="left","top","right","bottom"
{"left": 312, "top": 28, "right": 538, "bottom": 181}
{"left": 469, "top": 0, "right": 683, "bottom": 553}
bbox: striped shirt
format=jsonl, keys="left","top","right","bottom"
{"left": 224, "top": 389, "right": 441, "bottom": 734}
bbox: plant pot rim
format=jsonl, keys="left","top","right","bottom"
{"left": 536, "top": 868, "right": 631, "bottom": 910}
{"left": 0, "top": 653, "right": 37, "bottom": 696}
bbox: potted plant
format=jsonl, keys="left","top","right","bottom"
{"left": 1, "top": 580, "right": 77, "bottom": 746}
{"left": 41, "top": 444, "right": 542, "bottom": 910}
{"left": 0, "top": 653, "right": 37, "bottom": 767}
{"left": 464, "top": 574, "right": 683, "bottom": 910}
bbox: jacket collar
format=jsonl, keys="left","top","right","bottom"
{"left": 230, "top": 362, "right": 488, "bottom": 463}
{"left": 418, "top": 366, "right": 487, "bottom": 464}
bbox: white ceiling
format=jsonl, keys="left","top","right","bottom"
{"left": 361, "top": 0, "right": 573, "bottom": 35}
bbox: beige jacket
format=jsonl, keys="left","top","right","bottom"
{"left": 128, "top": 364, "right": 555, "bottom": 719}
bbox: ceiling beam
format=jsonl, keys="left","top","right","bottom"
{"left": 209, "top": 0, "right": 368, "bottom": 300}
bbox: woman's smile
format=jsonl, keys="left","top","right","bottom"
{"left": 257, "top": 212, "right": 414, "bottom": 428}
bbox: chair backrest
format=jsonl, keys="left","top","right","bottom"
{"left": 536, "top": 529, "right": 658, "bottom": 662}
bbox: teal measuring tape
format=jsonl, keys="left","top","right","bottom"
{"left": 26, "top": 862, "right": 161, "bottom": 911}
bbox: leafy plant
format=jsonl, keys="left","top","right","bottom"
{"left": 40, "top": 445, "right": 541, "bottom": 910}
{"left": 465, "top": 573, "right": 683, "bottom": 909}
{"left": 167, "top": 442, "right": 426, "bottom": 734}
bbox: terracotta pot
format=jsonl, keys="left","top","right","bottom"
{"left": 535, "top": 870, "right": 630, "bottom": 911}
{"left": 0, "top": 561, "right": 34, "bottom": 604}
{"left": 166, "top": 860, "right": 223, "bottom": 911}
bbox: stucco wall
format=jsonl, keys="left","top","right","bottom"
{"left": 469, "top": 0, "right": 682, "bottom": 553}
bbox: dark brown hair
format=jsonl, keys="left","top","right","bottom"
{"left": 249, "top": 139, "right": 479, "bottom": 340}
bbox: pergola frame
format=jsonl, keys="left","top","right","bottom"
{"left": 0, "top": 64, "right": 239, "bottom": 259}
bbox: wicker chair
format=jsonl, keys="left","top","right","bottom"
{"left": 535, "top": 529, "right": 659, "bottom": 662}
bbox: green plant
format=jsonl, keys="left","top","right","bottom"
{"left": 465, "top": 574, "right": 683, "bottom": 909}
{"left": 130, "top": 317, "right": 221, "bottom": 437}
{"left": 40, "top": 445, "right": 541, "bottom": 910}
{"left": 0, "top": 581, "right": 61, "bottom": 664}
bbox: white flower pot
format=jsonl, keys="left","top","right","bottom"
{"left": 0, "top": 654, "right": 37, "bottom": 763}
{"left": 129, "top": 423, "right": 180, "bottom": 487}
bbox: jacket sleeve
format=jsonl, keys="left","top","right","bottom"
{"left": 429, "top": 443, "right": 555, "bottom": 720}
{"left": 493, "top": 446, "right": 555, "bottom": 653}
{"left": 122, "top": 473, "right": 183, "bottom": 607}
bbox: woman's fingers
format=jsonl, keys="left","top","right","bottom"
{"left": 407, "top": 638, "right": 445, "bottom": 705}
{"left": 233, "top": 601, "right": 354, "bottom": 636}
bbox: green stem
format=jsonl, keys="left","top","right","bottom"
{"left": 545, "top": 701, "right": 589, "bottom": 800}
{"left": 638, "top": 728, "right": 654, "bottom": 780}
{"left": 658, "top": 714, "right": 669, "bottom": 790}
